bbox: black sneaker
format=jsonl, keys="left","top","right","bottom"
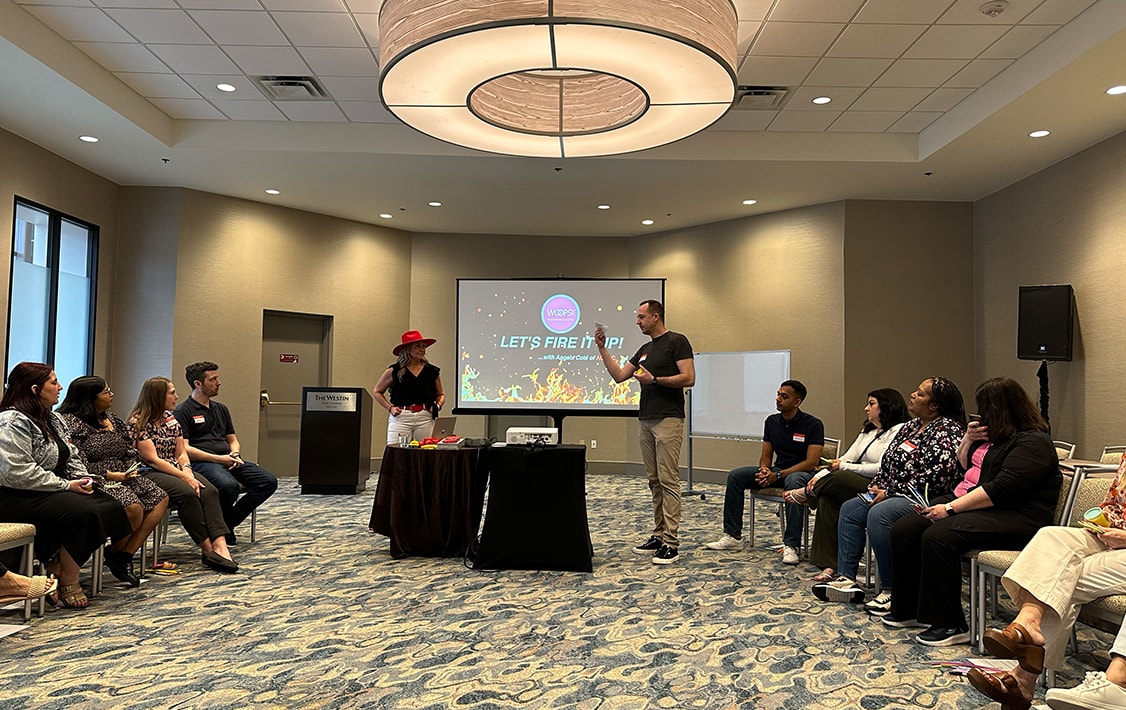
{"left": 812, "top": 576, "right": 864, "bottom": 604}
{"left": 915, "top": 625, "right": 971, "bottom": 647}
{"left": 652, "top": 544, "right": 679, "bottom": 565}
{"left": 633, "top": 536, "right": 662, "bottom": 554}
{"left": 881, "top": 614, "right": 926, "bottom": 628}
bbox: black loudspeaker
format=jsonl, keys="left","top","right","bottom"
{"left": 1017, "top": 285, "right": 1074, "bottom": 361}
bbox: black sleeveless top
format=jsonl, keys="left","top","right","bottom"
{"left": 387, "top": 362, "right": 441, "bottom": 407}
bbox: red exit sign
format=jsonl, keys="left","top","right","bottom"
{"left": 279, "top": 353, "right": 299, "bottom": 363}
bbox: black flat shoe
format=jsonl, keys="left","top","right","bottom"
{"left": 201, "top": 551, "right": 239, "bottom": 573}
{"left": 106, "top": 551, "right": 140, "bottom": 587}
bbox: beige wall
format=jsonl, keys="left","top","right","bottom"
{"left": 975, "top": 129, "right": 1126, "bottom": 459}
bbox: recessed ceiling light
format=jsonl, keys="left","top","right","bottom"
{"left": 1029, "top": 130, "right": 1051, "bottom": 138}
{"left": 811, "top": 96, "right": 831, "bottom": 105}
{"left": 79, "top": 135, "right": 98, "bottom": 143}
{"left": 428, "top": 201, "right": 442, "bottom": 207}
{"left": 379, "top": 213, "right": 393, "bottom": 219}
{"left": 216, "top": 83, "right": 237, "bottom": 93}
{"left": 641, "top": 219, "right": 654, "bottom": 226}
{"left": 264, "top": 189, "right": 280, "bottom": 195}
{"left": 742, "top": 199, "right": 757, "bottom": 206}
{"left": 1107, "top": 85, "right": 1126, "bottom": 96}
{"left": 597, "top": 204, "right": 611, "bottom": 210}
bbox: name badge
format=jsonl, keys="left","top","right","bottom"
{"left": 898, "top": 439, "right": 917, "bottom": 453}
{"left": 639, "top": 354, "right": 648, "bottom": 362}
{"left": 793, "top": 433, "right": 806, "bottom": 443}
{"left": 193, "top": 414, "right": 206, "bottom": 424}
{"left": 164, "top": 415, "right": 177, "bottom": 426}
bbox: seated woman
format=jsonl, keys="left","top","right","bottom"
{"left": 886, "top": 377, "right": 1061, "bottom": 647}
{"left": 813, "top": 377, "right": 966, "bottom": 610}
{"left": 796, "top": 388, "right": 908, "bottom": 584}
{"left": 127, "top": 376, "right": 237, "bottom": 572}
{"left": 0, "top": 561, "right": 57, "bottom": 606}
{"left": 372, "top": 330, "right": 445, "bottom": 445}
{"left": 58, "top": 376, "right": 169, "bottom": 586}
{"left": 0, "top": 362, "right": 132, "bottom": 608}
{"left": 968, "top": 453, "right": 1126, "bottom": 710}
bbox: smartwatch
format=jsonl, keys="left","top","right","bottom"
{"left": 945, "top": 504, "right": 957, "bottom": 516}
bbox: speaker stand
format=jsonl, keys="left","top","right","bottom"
{"left": 1037, "top": 359, "right": 1051, "bottom": 433}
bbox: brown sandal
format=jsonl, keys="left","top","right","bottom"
{"left": 57, "top": 583, "right": 89, "bottom": 609}
{"left": 966, "top": 667, "right": 1032, "bottom": 710}
{"left": 982, "top": 622, "right": 1045, "bottom": 674}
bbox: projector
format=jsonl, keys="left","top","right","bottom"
{"left": 505, "top": 427, "right": 559, "bottom": 445}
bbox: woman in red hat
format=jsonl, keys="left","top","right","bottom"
{"left": 372, "top": 330, "right": 445, "bottom": 445}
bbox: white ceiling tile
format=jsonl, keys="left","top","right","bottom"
{"left": 785, "top": 86, "right": 865, "bottom": 109}
{"left": 275, "top": 101, "right": 348, "bottom": 121}
{"left": 114, "top": 71, "right": 199, "bottom": 98}
{"left": 1022, "top": 0, "right": 1096, "bottom": 25}
{"left": 261, "top": 0, "right": 347, "bottom": 10}
{"left": 93, "top": 0, "right": 178, "bottom": 8}
{"left": 980, "top": 25, "right": 1058, "bottom": 59}
{"left": 74, "top": 41, "right": 168, "bottom": 72}
{"left": 211, "top": 99, "right": 288, "bottom": 120}
{"left": 319, "top": 75, "right": 379, "bottom": 101}
{"left": 178, "top": 0, "right": 262, "bottom": 8}
{"left": 732, "top": 0, "right": 774, "bottom": 22}
{"left": 767, "top": 110, "right": 840, "bottom": 131}
{"left": 298, "top": 47, "right": 378, "bottom": 76}
{"left": 750, "top": 22, "right": 845, "bottom": 57}
{"left": 354, "top": 13, "right": 380, "bottom": 48}
{"left": 913, "top": 86, "right": 974, "bottom": 111}
{"left": 148, "top": 44, "right": 241, "bottom": 74}
{"left": 23, "top": 6, "right": 134, "bottom": 41}
{"left": 768, "top": 0, "right": 864, "bottom": 23}
{"left": 937, "top": 0, "right": 1035, "bottom": 24}
{"left": 736, "top": 56, "right": 818, "bottom": 86}
{"left": 851, "top": 87, "right": 932, "bottom": 111}
{"left": 224, "top": 45, "right": 312, "bottom": 75}
{"left": 189, "top": 10, "right": 288, "bottom": 45}
{"left": 709, "top": 109, "right": 777, "bottom": 131}
{"left": 828, "top": 111, "right": 903, "bottom": 131}
{"left": 338, "top": 101, "right": 396, "bottom": 123}
{"left": 272, "top": 11, "right": 364, "bottom": 47}
{"left": 343, "top": 0, "right": 382, "bottom": 12}
{"left": 17, "top": 0, "right": 94, "bottom": 6}
{"left": 904, "top": 25, "right": 1008, "bottom": 59}
{"left": 827, "top": 24, "right": 927, "bottom": 59}
{"left": 806, "top": 57, "right": 893, "bottom": 86}
{"left": 888, "top": 111, "right": 943, "bottom": 133}
{"left": 180, "top": 74, "right": 263, "bottom": 98}
{"left": 874, "top": 58, "right": 966, "bottom": 87}
{"left": 104, "top": 9, "right": 213, "bottom": 43}
{"left": 944, "top": 58, "right": 1012, "bottom": 88}
{"left": 148, "top": 97, "right": 227, "bottom": 118}
{"left": 854, "top": 0, "right": 954, "bottom": 24}
{"left": 736, "top": 20, "right": 763, "bottom": 56}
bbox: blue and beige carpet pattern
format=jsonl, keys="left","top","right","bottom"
{"left": 0, "top": 472, "right": 1114, "bottom": 709}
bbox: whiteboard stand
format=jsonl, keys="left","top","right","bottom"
{"left": 683, "top": 390, "right": 705, "bottom": 500}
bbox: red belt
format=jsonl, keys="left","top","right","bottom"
{"left": 402, "top": 404, "right": 427, "bottom": 412}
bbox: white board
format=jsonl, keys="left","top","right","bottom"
{"left": 690, "top": 351, "right": 791, "bottom": 438}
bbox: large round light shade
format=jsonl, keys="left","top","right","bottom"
{"left": 378, "top": 0, "right": 738, "bottom": 158}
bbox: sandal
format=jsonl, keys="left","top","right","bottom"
{"left": 57, "top": 583, "right": 89, "bottom": 609}
{"left": 783, "top": 488, "right": 809, "bottom": 505}
{"left": 982, "top": 621, "right": 1045, "bottom": 674}
{"left": 966, "top": 667, "right": 1032, "bottom": 710}
{"left": 811, "top": 568, "right": 836, "bottom": 582}
{"left": 151, "top": 561, "right": 178, "bottom": 571}
{"left": 0, "top": 574, "right": 58, "bottom": 605}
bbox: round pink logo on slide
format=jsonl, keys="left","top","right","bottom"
{"left": 541, "top": 294, "right": 580, "bottom": 333}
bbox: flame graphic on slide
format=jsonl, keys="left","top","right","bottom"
{"left": 460, "top": 364, "right": 639, "bottom": 405}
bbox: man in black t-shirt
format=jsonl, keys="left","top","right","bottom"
{"left": 596, "top": 299, "right": 694, "bottom": 565}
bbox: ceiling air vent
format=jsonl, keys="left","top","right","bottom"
{"left": 252, "top": 75, "right": 331, "bottom": 100}
{"left": 735, "top": 86, "right": 788, "bottom": 109}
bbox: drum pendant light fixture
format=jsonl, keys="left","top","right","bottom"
{"left": 378, "top": 0, "right": 738, "bottom": 158}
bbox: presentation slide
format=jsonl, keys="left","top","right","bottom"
{"left": 456, "top": 278, "right": 665, "bottom": 414}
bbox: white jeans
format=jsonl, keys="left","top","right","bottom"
{"left": 386, "top": 409, "right": 434, "bottom": 445}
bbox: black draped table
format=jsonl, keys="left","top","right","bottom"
{"left": 474, "top": 444, "right": 593, "bottom": 572}
{"left": 368, "top": 445, "right": 489, "bottom": 559}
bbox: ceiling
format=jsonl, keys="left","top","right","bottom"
{"left": 1, "top": 0, "right": 1125, "bottom": 238}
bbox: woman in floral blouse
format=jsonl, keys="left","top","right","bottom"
{"left": 813, "top": 376, "right": 967, "bottom": 606}
{"left": 127, "top": 376, "right": 237, "bottom": 573}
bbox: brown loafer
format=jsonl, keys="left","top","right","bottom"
{"left": 982, "top": 621, "right": 1045, "bottom": 674}
{"left": 967, "top": 667, "right": 1032, "bottom": 710}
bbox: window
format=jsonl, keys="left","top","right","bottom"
{"left": 5, "top": 198, "right": 98, "bottom": 388}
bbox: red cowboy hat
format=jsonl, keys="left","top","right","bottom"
{"left": 393, "top": 330, "right": 437, "bottom": 355}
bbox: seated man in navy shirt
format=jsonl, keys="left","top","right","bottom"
{"left": 174, "top": 361, "right": 278, "bottom": 545}
{"left": 705, "top": 380, "right": 824, "bottom": 565}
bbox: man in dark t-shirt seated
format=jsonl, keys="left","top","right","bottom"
{"left": 705, "top": 380, "right": 824, "bottom": 565}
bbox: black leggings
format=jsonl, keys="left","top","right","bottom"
{"left": 0, "top": 487, "right": 131, "bottom": 566}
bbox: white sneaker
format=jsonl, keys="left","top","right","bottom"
{"left": 704, "top": 533, "right": 743, "bottom": 551}
{"left": 1046, "top": 671, "right": 1126, "bottom": 710}
{"left": 864, "top": 591, "right": 893, "bottom": 616}
{"left": 781, "top": 545, "right": 800, "bottom": 565}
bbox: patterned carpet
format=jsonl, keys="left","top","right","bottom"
{"left": 0, "top": 471, "right": 1113, "bottom": 709}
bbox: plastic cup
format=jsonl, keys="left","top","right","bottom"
{"left": 1085, "top": 507, "right": 1110, "bottom": 527}
{"left": 398, "top": 433, "right": 410, "bottom": 447}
